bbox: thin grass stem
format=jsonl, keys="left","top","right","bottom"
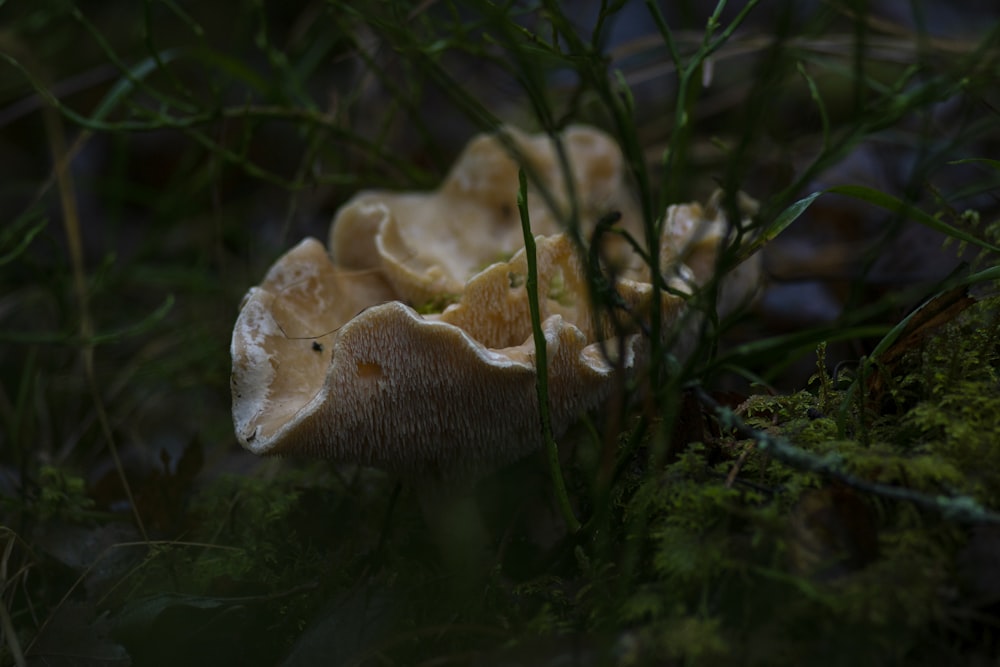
{"left": 517, "top": 169, "right": 580, "bottom": 533}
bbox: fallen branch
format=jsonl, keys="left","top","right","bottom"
{"left": 690, "top": 384, "right": 1000, "bottom": 525}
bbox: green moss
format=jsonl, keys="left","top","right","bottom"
{"left": 413, "top": 293, "right": 461, "bottom": 314}
{"left": 546, "top": 267, "right": 575, "bottom": 307}
{"left": 572, "top": 292, "right": 1000, "bottom": 665}
{"left": 740, "top": 391, "right": 820, "bottom": 430}
{"left": 36, "top": 464, "right": 94, "bottom": 521}
{"left": 899, "top": 296, "right": 1000, "bottom": 498}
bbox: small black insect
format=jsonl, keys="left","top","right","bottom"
{"left": 312, "top": 341, "right": 324, "bottom": 352}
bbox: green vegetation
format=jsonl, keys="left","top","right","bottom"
{"left": 2, "top": 1, "right": 1000, "bottom": 665}
{"left": 413, "top": 293, "right": 461, "bottom": 315}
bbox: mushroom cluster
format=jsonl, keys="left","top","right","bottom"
{"left": 230, "top": 126, "right": 759, "bottom": 481}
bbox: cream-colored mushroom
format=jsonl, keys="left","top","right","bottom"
{"left": 660, "top": 189, "right": 762, "bottom": 315}
{"left": 231, "top": 236, "right": 636, "bottom": 480}
{"left": 329, "top": 125, "right": 644, "bottom": 307}
{"left": 435, "top": 232, "right": 688, "bottom": 349}
{"left": 231, "top": 125, "right": 762, "bottom": 483}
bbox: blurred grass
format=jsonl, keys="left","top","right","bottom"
{"left": 1, "top": 0, "right": 1000, "bottom": 665}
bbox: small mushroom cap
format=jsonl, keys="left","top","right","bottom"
{"left": 660, "top": 190, "right": 762, "bottom": 314}
{"left": 231, "top": 237, "right": 629, "bottom": 479}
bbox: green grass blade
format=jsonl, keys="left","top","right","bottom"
{"left": 829, "top": 184, "right": 1000, "bottom": 253}
{"left": 518, "top": 168, "right": 580, "bottom": 533}
{"left": 737, "top": 190, "right": 823, "bottom": 261}
{"left": 0, "top": 209, "right": 48, "bottom": 267}
{"left": 949, "top": 157, "right": 1000, "bottom": 171}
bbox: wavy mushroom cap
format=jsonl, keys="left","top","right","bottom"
{"left": 329, "top": 125, "right": 643, "bottom": 306}
{"left": 231, "top": 125, "right": 762, "bottom": 480}
{"left": 231, "top": 238, "right": 632, "bottom": 479}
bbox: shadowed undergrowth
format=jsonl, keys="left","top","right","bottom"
{"left": 2, "top": 1, "right": 1000, "bottom": 665}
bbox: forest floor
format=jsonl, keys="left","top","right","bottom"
{"left": 2, "top": 2, "right": 1000, "bottom": 665}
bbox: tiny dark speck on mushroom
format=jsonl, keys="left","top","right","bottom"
{"left": 312, "top": 341, "right": 324, "bottom": 352}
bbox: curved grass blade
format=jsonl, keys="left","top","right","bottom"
{"left": 518, "top": 168, "right": 581, "bottom": 533}
{"left": 0, "top": 209, "right": 48, "bottom": 267}
{"left": 736, "top": 190, "right": 823, "bottom": 261}
{"left": 829, "top": 184, "right": 1000, "bottom": 254}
